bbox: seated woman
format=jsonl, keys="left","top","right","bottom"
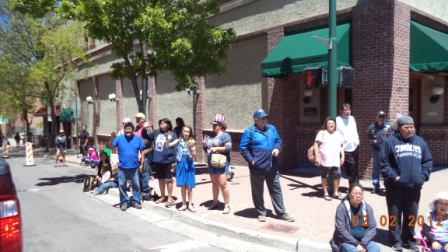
{"left": 94, "top": 152, "right": 111, "bottom": 185}
{"left": 423, "top": 191, "right": 448, "bottom": 252}
{"left": 82, "top": 147, "right": 99, "bottom": 167}
{"left": 93, "top": 159, "right": 118, "bottom": 195}
{"left": 330, "top": 183, "right": 380, "bottom": 252}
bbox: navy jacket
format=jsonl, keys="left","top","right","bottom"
{"left": 142, "top": 129, "right": 178, "bottom": 164}
{"left": 379, "top": 130, "right": 432, "bottom": 188}
{"left": 239, "top": 124, "right": 282, "bottom": 171}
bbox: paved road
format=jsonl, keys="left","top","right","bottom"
{"left": 8, "top": 157, "right": 284, "bottom": 252}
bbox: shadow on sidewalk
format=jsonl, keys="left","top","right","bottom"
{"left": 35, "top": 174, "right": 88, "bottom": 187}
{"left": 374, "top": 228, "right": 389, "bottom": 247}
{"left": 234, "top": 208, "right": 276, "bottom": 220}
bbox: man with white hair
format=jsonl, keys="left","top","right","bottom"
{"left": 118, "top": 118, "right": 131, "bottom": 136}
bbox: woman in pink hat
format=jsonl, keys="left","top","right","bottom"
{"left": 202, "top": 114, "right": 232, "bottom": 214}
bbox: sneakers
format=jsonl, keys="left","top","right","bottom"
{"left": 391, "top": 243, "right": 402, "bottom": 251}
{"left": 258, "top": 215, "right": 266, "bottom": 222}
{"left": 227, "top": 170, "right": 235, "bottom": 181}
{"left": 188, "top": 204, "right": 196, "bottom": 212}
{"left": 371, "top": 188, "right": 380, "bottom": 194}
{"left": 133, "top": 203, "right": 142, "bottom": 209}
{"left": 223, "top": 206, "right": 231, "bottom": 214}
{"left": 281, "top": 214, "right": 295, "bottom": 222}
{"left": 178, "top": 205, "right": 187, "bottom": 211}
{"left": 120, "top": 205, "right": 128, "bottom": 211}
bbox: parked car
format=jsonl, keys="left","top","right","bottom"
{"left": 0, "top": 158, "right": 22, "bottom": 252}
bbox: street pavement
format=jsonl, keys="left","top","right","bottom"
{"left": 4, "top": 144, "right": 448, "bottom": 251}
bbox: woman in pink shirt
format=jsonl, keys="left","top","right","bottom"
{"left": 313, "top": 117, "right": 345, "bottom": 201}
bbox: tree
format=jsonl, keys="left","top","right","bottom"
{"left": 11, "top": 0, "right": 237, "bottom": 113}
{"left": 0, "top": 1, "right": 86, "bottom": 139}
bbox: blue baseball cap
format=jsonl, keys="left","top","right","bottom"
{"left": 253, "top": 109, "right": 268, "bottom": 119}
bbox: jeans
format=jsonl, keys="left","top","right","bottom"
{"left": 95, "top": 182, "right": 117, "bottom": 194}
{"left": 343, "top": 146, "right": 359, "bottom": 185}
{"left": 118, "top": 167, "right": 141, "bottom": 206}
{"left": 372, "top": 151, "right": 380, "bottom": 190}
{"left": 80, "top": 144, "right": 87, "bottom": 156}
{"left": 83, "top": 157, "right": 99, "bottom": 166}
{"left": 385, "top": 184, "right": 421, "bottom": 246}
{"left": 432, "top": 241, "right": 448, "bottom": 252}
{"left": 140, "top": 156, "right": 153, "bottom": 192}
{"left": 249, "top": 168, "right": 287, "bottom": 217}
{"left": 340, "top": 241, "right": 380, "bottom": 252}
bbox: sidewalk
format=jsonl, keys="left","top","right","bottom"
{"left": 49, "top": 153, "right": 447, "bottom": 252}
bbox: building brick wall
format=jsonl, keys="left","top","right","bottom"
{"left": 352, "top": 0, "right": 411, "bottom": 179}
{"left": 420, "top": 126, "right": 448, "bottom": 165}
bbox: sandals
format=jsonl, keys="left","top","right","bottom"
{"left": 155, "top": 197, "right": 166, "bottom": 204}
{"left": 333, "top": 192, "right": 343, "bottom": 200}
{"left": 324, "top": 194, "right": 332, "bottom": 201}
{"left": 165, "top": 199, "right": 175, "bottom": 206}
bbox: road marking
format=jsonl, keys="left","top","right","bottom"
{"left": 148, "top": 239, "right": 210, "bottom": 251}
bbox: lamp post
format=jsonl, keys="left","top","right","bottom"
{"left": 328, "top": 0, "right": 337, "bottom": 118}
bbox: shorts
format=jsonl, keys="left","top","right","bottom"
{"left": 208, "top": 163, "right": 229, "bottom": 175}
{"left": 57, "top": 148, "right": 66, "bottom": 154}
{"left": 320, "top": 166, "right": 341, "bottom": 180}
{"left": 153, "top": 162, "right": 173, "bottom": 182}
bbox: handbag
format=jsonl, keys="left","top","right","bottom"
{"left": 308, "top": 130, "right": 324, "bottom": 163}
{"left": 211, "top": 153, "right": 226, "bottom": 169}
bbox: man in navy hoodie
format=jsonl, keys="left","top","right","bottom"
{"left": 240, "top": 109, "right": 294, "bottom": 223}
{"left": 380, "top": 116, "right": 432, "bottom": 252}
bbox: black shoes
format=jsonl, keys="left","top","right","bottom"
{"left": 403, "top": 243, "right": 418, "bottom": 252}
{"left": 391, "top": 243, "right": 402, "bottom": 251}
{"left": 371, "top": 188, "right": 380, "bottom": 194}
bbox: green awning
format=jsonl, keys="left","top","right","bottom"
{"left": 261, "top": 23, "right": 351, "bottom": 78}
{"left": 59, "top": 108, "right": 74, "bottom": 122}
{"left": 410, "top": 21, "right": 448, "bottom": 72}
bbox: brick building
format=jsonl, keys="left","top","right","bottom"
{"left": 71, "top": 0, "right": 448, "bottom": 179}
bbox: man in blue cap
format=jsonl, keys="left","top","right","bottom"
{"left": 239, "top": 109, "right": 294, "bottom": 223}
{"left": 380, "top": 115, "right": 433, "bottom": 252}
{"left": 366, "top": 110, "right": 394, "bottom": 194}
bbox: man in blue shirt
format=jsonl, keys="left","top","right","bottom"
{"left": 240, "top": 109, "right": 294, "bottom": 223}
{"left": 113, "top": 122, "right": 145, "bottom": 211}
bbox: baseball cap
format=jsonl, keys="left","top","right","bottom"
{"left": 397, "top": 115, "right": 414, "bottom": 126}
{"left": 377, "top": 111, "right": 386, "bottom": 117}
{"left": 211, "top": 114, "right": 225, "bottom": 124}
{"left": 122, "top": 117, "right": 131, "bottom": 124}
{"left": 253, "top": 109, "right": 268, "bottom": 119}
{"left": 59, "top": 129, "right": 64, "bottom": 133}
{"left": 134, "top": 112, "right": 145, "bottom": 119}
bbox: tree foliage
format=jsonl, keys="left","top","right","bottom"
{"left": 11, "top": 0, "right": 237, "bottom": 113}
{"left": 0, "top": 1, "right": 86, "bottom": 135}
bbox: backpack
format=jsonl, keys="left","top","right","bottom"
{"left": 82, "top": 175, "right": 96, "bottom": 192}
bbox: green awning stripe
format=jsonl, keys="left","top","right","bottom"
{"left": 410, "top": 21, "right": 448, "bottom": 72}
{"left": 261, "top": 23, "right": 351, "bottom": 78}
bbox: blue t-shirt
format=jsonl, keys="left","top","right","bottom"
{"left": 143, "top": 130, "right": 178, "bottom": 163}
{"left": 112, "top": 134, "right": 145, "bottom": 169}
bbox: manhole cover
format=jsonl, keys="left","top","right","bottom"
{"left": 260, "top": 222, "right": 299, "bottom": 234}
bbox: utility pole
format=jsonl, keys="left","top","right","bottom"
{"left": 328, "top": 0, "right": 337, "bottom": 118}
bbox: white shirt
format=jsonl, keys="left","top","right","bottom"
{"left": 336, "top": 115, "right": 360, "bottom": 152}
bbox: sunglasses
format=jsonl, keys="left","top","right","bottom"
{"left": 378, "top": 115, "right": 386, "bottom": 118}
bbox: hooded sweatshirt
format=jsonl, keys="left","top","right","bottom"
{"left": 379, "top": 130, "right": 432, "bottom": 189}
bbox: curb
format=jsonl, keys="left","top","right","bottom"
{"left": 50, "top": 154, "right": 331, "bottom": 251}
{"left": 105, "top": 188, "right": 301, "bottom": 251}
